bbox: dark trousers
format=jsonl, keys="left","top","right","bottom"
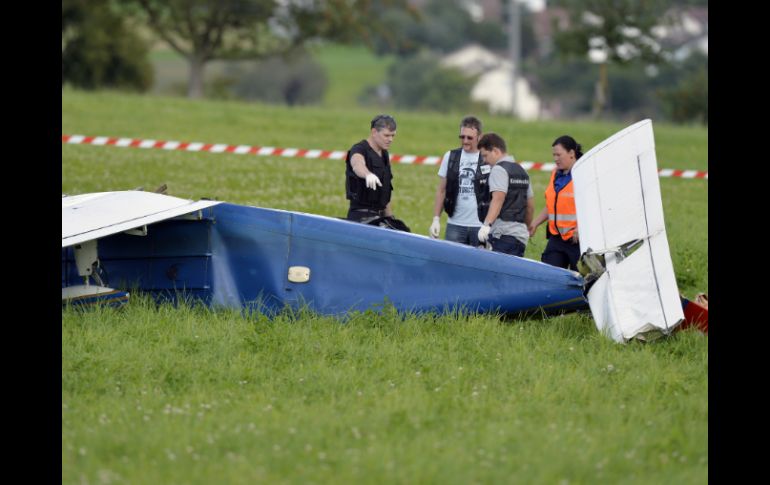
{"left": 490, "top": 235, "right": 526, "bottom": 257}
{"left": 542, "top": 235, "right": 580, "bottom": 271}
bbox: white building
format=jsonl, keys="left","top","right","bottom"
{"left": 441, "top": 44, "right": 541, "bottom": 120}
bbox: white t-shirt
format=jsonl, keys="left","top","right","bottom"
{"left": 437, "top": 149, "right": 483, "bottom": 227}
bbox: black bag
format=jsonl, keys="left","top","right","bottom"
{"left": 367, "top": 215, "right": 411, "bottom": 232}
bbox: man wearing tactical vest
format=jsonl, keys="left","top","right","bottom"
{"left": 345, "top": 114, "right": 398, "bottom": 223}
{"left": 528, "top": 135, "right": 583, "bottom": 271}
{"left": 476, "top": 133, "right": 534, "bottom": 257}
{"left": 429, "top": 116, "right": 490, "bottom": 246}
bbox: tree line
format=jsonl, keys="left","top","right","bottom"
{"left": 62, "top": 0, "right": 707, "bottom": 125}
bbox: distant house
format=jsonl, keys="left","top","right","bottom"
{"left": 441, "top": 44, "right": 542, "bottom": 120}
{"left": 654, "top": 7, "right": 708, "bottom": 61}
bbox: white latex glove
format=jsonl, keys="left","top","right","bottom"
{"left": 429, "top": 216, "right": 441, "bottom": 238}
{"left": 477, "top": 223, "right": 491, "bottom": 243}
{"left": 365, "top": 173, "right": 382, "bottom": 190}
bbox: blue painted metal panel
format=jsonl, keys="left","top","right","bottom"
{"left": 205, "top": 204, "right": 291, "bottom": 312}
{"left": 62, "top": 214, "right": 217, "bottom": 305}
{"left": 285, "top": 209, "right": 585, "bottom": 315}
{"left": 62, "top": 202, "right": 586, "bottom": 316}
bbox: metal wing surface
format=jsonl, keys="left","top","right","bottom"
{"left": 572, "top": 119, "right": 684, "bottom": 342}
{"left": 62, "top": 191, "right": 221, "bottom": 248}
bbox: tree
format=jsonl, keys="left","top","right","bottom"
{"left": 386, "top": 51, "right": 476, "bottom": 113}
{"left": 225, "top": 53, "right": 328, "bottom": 106}
{"left": 62, "top": 0, "right": 153, "bottom": 91}
{"left": 369, "top": 0, "right": 509, "bottom": 56}
{"left": 133, "top": 0, "right": 414, "bottom": 98}
{"left": 552, "top": 0, "right": 669, "bottom": 117}
{"left": 658, "top": 53, "right": 707, "bottom": 124}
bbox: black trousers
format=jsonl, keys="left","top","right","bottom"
{"left": 490, "top": 235, "right": 526, "bottom": 257}
{"left": 542, "top": 234, "right": 580, "bottom": 271}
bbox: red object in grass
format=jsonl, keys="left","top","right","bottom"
{"left": 679, "top": 294, "right": 708, "bottom": 333}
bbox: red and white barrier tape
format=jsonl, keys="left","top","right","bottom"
{"left": 62, "top": 134, "right": 708, "bottom": 179}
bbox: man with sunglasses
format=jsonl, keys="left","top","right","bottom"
{"left": 429, "top": 116, "right": 490, "bottom": 246}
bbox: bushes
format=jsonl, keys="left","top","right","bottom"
{"left": 62, "top": 0, "right": 153, "bottom": 91}
{"left": 380, "top": 51, "right": 476, "bottom": 113}
{"left": 222, "top": 53, "right": 328, "bottom": 106}
{"left": 658, "top": 61, "right": 708, "bottom": 125}
{"left": 531, "top": 54, "right": 708, "bottom": 124}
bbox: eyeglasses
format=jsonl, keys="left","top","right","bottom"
{"left": 458, "top": 135, "right": 475, "bottom": 140}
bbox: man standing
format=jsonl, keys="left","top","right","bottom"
{"left": 429, "top": 116, "right": 490, "bottom": 246}
{"left": 476, "top": 133, "right": 534, "bottom": 257}
{"left": 345, "top": 114, "right": 398, "bottom": 223}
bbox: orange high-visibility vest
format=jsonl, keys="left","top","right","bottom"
{"left": 544, "top": 170, "right": 577, "bottom": 241}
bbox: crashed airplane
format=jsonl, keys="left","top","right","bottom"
{"left": 62, "top": 120, "right": 705, "bottom": 342}
{"left": 62, "top": 191, "right": 587, "bottom": 317}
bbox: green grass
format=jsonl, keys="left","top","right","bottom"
{"left": 62, "top": 89, "right": 707, "bottom": 170}
{"left": 62, "top": 89, "right": 707, "bottom": 483}
{"left": 144, "top": 42, "right": 708, "bottom": 171}
{"left": 63, "top": 297, "right": 707, "bottom": 484}
{"left": 309, "top": 43, "right": 396, "bottom": 109}
{"left": 148, "top": 43, "right": 396, "bottom": 109}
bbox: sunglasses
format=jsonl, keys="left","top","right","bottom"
{"left": 458, "top": 135, "right": 475, "bottom": 140}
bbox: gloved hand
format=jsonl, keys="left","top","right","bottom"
{"left": 429, "top": 216, "right": 441, "bottom": 238}
{"left": 365, "top": 173, "right": 382, "bottom": 190}
{"left": 477, "top": 223, "right": 491, "bottom": 243}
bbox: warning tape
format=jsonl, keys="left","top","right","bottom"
{"left": 62, "top": 134, "right": 708, "bottom": 179}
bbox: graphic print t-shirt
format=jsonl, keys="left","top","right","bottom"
{"left": 437, "top": 149, "right": 483, "bottom": 226}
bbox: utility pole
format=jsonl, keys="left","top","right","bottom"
{"left": 508, "top": 0, "right": 521, "bottom": 118}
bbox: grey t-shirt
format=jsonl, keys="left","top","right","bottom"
{"left": 488, "top": 156, "right": 533, "bottom": 245}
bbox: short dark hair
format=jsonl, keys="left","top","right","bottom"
{"left": 552, "top": 135, "right": 583, "bottom": 159}
{"left": 477, "top": 132, "right": 507, "bottom": 153}
{"left": 371, "top": 114, "right": 397, "bottom": 131}
{"left": 460, "top": 115, "right": 482, "bottom": 134}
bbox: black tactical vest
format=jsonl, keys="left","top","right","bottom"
{"left": 345, "top": 140, "right": 393, "bottom": 210}
{"left": 496, "top": 160, "right": 530, "bottom": 223}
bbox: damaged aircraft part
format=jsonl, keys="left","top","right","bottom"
{"left": 62, "top": 191, "right": 587, "bottom": 317}
{"left": 62, "top": 191, "right": 222, "bottom": 307}
{"left": 679, "top": 293, "right": 708, "bottom": 333}
{"left": 578, "top": 238, "right": 646, "bottom": 290}
{"left": 572, "top": 119, "right": 685, "bottom": 343}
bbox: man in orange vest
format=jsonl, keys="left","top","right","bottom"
{"left": 529, "top": 135, "right": 583, "bottom": 271}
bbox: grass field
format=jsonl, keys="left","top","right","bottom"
{"left": 62, "top": 89, "right": 708, "bottom": 483}
{"left": 149, "top": 43, "right": 397, "bottom": 110}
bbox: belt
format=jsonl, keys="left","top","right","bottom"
{"left": 352, "top": 208, "right": 387, "bottom": 216}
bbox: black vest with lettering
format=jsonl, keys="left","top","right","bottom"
{"left": 472, "top": 161, "right": 492, "bottom": 223}
{"left": 444, "top": 148, "right": 490, "bottom": 221}
{"left": 496, "top": 160, "right": 529, "bottom": 223}
{"left": 345, "top": 140, "right": 393, "bottom": 210}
